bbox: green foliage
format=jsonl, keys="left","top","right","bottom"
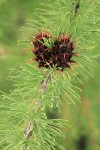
{"left": 22, "top": 0, "right": 99, "bottom": 81}
{"left": 0, "top": 64, "right": 69, "bottom": 150}
{"left": 0, "top": 0, "right": 100, "bottom": 150}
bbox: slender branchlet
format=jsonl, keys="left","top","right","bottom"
{"left": 72, "top": 0, "right": 80, "bottom": 15}
{"left": 20, "top": 72, "right": 51, "bottom": 150}
{"left": 0, "top": 0, "right": 99, "bottom": 150}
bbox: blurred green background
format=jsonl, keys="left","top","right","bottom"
{"left": 0, "top": 0, "right": 100, "bottom": 150}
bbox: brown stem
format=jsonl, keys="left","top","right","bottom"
{"left": 20, "top": 71, "right": 51, "bottom": 150}
{"left": 40, "top": 72, "right": 51, "bottom": 94}
{"left": 34, "top": 72, "right": 51, "bottom": 114}
{"left": 72, "top": 0, "right": 80, "bottom": 15}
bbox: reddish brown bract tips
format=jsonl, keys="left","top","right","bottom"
{"left": 32, "top": 31, "right": 78, "bottom": 71}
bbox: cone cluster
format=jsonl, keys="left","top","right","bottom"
{"left": 32, "top": 31, "right": 77, "bottom": 71}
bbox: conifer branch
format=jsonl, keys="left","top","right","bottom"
{"left": 72, "top": 0, "right": 80, "bottom": 15}
{"left": 41, "top": 72, "right": 51, "bottom": 94}
{"left": 0, "top": 0, "right": 99, "bottom": 150}
{"left": 20, "top": 71, "right": 51, "bottom": 150}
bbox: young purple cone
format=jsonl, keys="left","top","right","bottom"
{"left": 32, "top": 31, "right": 78, "bottom": 71}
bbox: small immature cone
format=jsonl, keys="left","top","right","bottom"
{"left": 32, "top": 31, "right": 78, "bottom": 71}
